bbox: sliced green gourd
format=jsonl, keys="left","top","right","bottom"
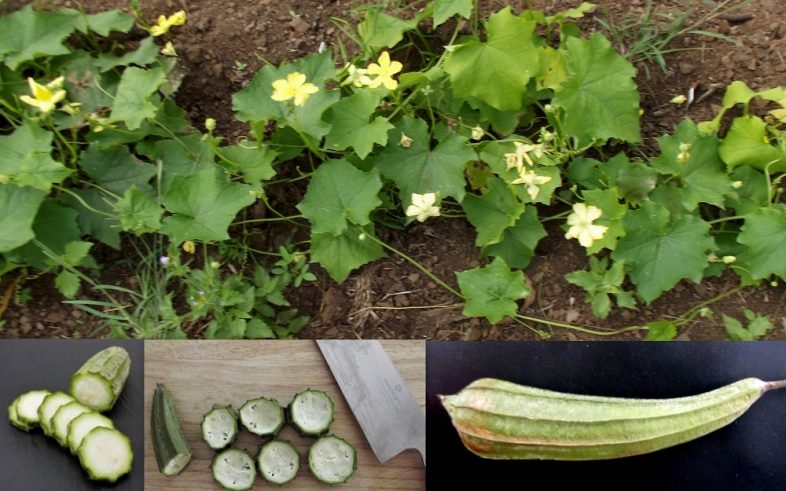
{"left": 289, "top": 389, "right": 334, "bottom": 436}
{"left": 78, "top": 427, "right": 133, "bottom": 482}
{"left": 308, "top": 435, "right": 357, "bottom": 485}
{"left": 38, "top": 391, "right": 75, "bottom": 436}
{"left": 8, "top": 396, "right": 32, "bottom": 431}
{"left": 212, "top": 448, "right": 256, "bottom": 491}
{"left": 257, "top": 440, "right": 299, "bottom": 485}
{"left": 14, "top": 390, "right": 51, "bottom": 427}
{"left": 239, "top": 396, "right": 284, "bottom": 437}
{"left": 70, "top": 346, "right": 131, "bottom": 412}
{"left": 52, "top": 401, "right": 90, "bottom": 446}
{"left": 202, "top": 405, "right": 238, "bottom": 450}
{"left": 151, "top": 383, "right": 192, "bottom": 476}
{"left": 67, "top": 412, "right": 114, "bottom": 455}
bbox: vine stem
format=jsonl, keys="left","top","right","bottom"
{"left": 515, "top": 314, "right": 646, "bottom": 336}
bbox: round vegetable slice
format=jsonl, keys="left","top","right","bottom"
{"left": 289, "top": 389, "right": 334, "bottom": 436}
{"left": 308, "top": 435, "right": 357, "bottom": 485}
{"left": 67, "top": 412, "right": 114, "bottom": 455}
{"left": 52, "top": 401, "right": 90, "bottom": 446}
{"left": 202, "top": 405, "right": 238, "bottom": 450}
{"left": 14, "top": 390, "right": 51, "bottom": 427}
{"left": 77, "top": 427, "right": 133, "bottom": 482}
{"left": 212, "top": 448, "right": 256, "bottom": 491}
{"left": 38, "top": 391, "right": 75, "bottom": 436}
{"left": 151, "top": 383, "right": 192, "bottom": 476}
{"left": 257, "top": 440, "right": 299, "bottom": 485}
{"left": 239, "top": 396, "right": 284, "bottom": 436}
{"left": 8, "top": 396, "right": 32, "bottom": 431}
{"left": 70, "top": 346, "right": 131, "bottom": 412}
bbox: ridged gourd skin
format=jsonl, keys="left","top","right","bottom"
{"left": 440, "top": 377, "right": 782, "bottom": 461}
{"left": 70, "top": 346, "right": 131, "bottom": 412}
{"left": 151, "top": 384, "right": 193, "bottom": 476}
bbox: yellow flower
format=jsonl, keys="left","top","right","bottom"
{"left": 20, "top": 76, "right": 66, "bottom": 113}
{"left": 511, "top": 169, "right": 551, "bottom": 200}
{"left": 271, "top": 72, "right": 319, "bottom": 107}
{"left": 564, "top": 203, "right": 608, "bottom": 248}
{"left": 182, "top": 240, "right": 196, "bottom": 254}
{"left": 399, "top": 133, "right": 413, "bottom": 148}
{"left": 405, "top": 193, "right": 440, "bottom": 222}
{"left": 150, "top": 10, "right": 187, "bottom": 36}
{"left": 160, "top": 41, "right": 177, "bottom": 56}
{"left": 471, "top": 126, "right": 484, "bottom": 141}
{"left": 366, "top": 51, "right": 403, "bottom": 90}
{"left": 670, "top": 94, "right": 687, "bottom": 105}
{"left": 504, "top": 142, "right": 544, "bottom": 174}
{"left": 341, "top": 64, "right": 371, "bottom": 88}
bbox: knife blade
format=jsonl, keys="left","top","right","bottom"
{"left": 316, "top": 340, "right": 426, "bottom": 466}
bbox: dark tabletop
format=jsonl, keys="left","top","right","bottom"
{"left": 427, "top": 341, "right": 786, "bottom": 491}
{"left": 0, "top": 339, "right": 143, "bottom": 491}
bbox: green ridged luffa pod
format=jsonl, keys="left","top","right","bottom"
{"left": 440, "top": 377, "right": 786, "bottom": 461}
{"left": 70, "top": 346, "right": 131, "bottom": 412}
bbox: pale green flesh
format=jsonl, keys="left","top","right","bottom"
{"left": 52, "top": 401, "right": 90, "bottom": 446}
{"left": 70, "top": 346, "right": 130, "bottom": 412}
{"left": 68, "top": 412, "right": 114, "bottom": 454}
{"left": 212, "top": 449, "right": 256, "bottom": 491}
{"left": 239, "top": 398, "right": 283, "bottom": 436}
{"left": 258, "top": 440, "right": 299, "bottom": 484}
{"left": 152, "top": 384, "right": 192, "bottom": 476}
{"left": 291, "top": 390, "right": 333, "bottom": 435}
{"left": 78, "top": 427, "right": 133, "bottom": 482}
{"left": 308, "top": 436, "right": 356, "bottom": 485}
{"left": 202, "top": 407, "right": 237, "bottom": 450}
{"left": 8, "top": 398, "right": 31, "bottom": 431}
{"left": 15, "top": 390, "right": 51, "bottom": 425}
{"left": 443, "top": 377, "right": 769, "bottom": 460}
{"left": 38, "top": 392, "right": 75, "bottom": 435}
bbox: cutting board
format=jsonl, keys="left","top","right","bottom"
{"left": 144, "top": 340, "right": 425, "bottom": 490}
{"left": 0, "top": 339, "right": 145, "bottom": 491}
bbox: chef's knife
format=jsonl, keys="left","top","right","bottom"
{"left": 316, "top": 340, "right": 426, "bottom": 466}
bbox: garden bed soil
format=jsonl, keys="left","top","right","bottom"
{"left": 1, "top": 0, "right": 785, "bottom": 340}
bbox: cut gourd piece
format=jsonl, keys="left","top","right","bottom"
{"left": 8, "top": 396, "right": 32, "bottom": 431}
{"left": 257, "top": 440, "right": 300, "bottom": 485}
{"left": 52, "top": 401, "right": 90, "bottom": 446}
{"left": 68, "top": 412, "right": 114, "bottom": 455}
{"left": 151, "top": 384, "right": 192, "bottom": 476}
{"left": 38, "top": 391, "right": 75, "bottom": 436}
{"left": 289, "top": 389, "right": 334, "bottom": 436}
{"left": 70, "top": 346, "right": 131, "bottom": 412}
{"left": 14, "top": 390, "right": 51, "bottom": 427}
{"left": 308, "top": 436, "right": 357, "bottom": 485}
{"left": 212, "top": 448, "right": 256, "bottom": 491}
{"left": 239, "top": 397, "right": 284, "bottom": 436}
{"left": 77, "top": 427, "right": 133, "bottom": 482}
{"left": 202, "top": 405, "right": 238, "bottom": 450}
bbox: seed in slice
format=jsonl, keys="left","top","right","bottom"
{"left": 202, "top": 405, "right": 238, "bottom": 450}
{"left": 212, "top": 448, "right": 256, "bottom": 491}
{"left": 308, "top": 435, "right": 357, "bottom": 485}
{"left": 78, "top": 427, "right": 133, "bottom": 482}
{"left": 239, "top": 397, "right": 284, "bottom": 437}
{"left": 38, "top": 391, "right": 75, "bottom": 436}
{"left": 289, "top": 389, "right": 334, "bottom": 436}
{"left": 257, "top": 440, "right": 300, "bottom": 485}
{"left": 68, "top": 412, "right": 114, "bottom": 455}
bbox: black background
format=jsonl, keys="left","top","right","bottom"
{"left": 427, "top": 342, "right": 786, "bottom": 490}
{"left": 0, "top": 340, "right": 143, "bottom": 491}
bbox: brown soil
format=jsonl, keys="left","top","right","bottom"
{"left": 2, "top": 0, "right": 785, "bottom": 340}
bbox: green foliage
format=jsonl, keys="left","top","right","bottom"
{"left": 324, "top": 91, "right": 393, "bottom": 158}
{"left": 433, "top": 0, "right": 473, "bottom": 27}
{"left": 456, "top": 257, "right": 530, "bottom": 324}
{"left": 565, "top": 257, "right": 635, "bottom": 319}
{"left": 736, "top": 207, "right": 786, "bottom": 281}
{"left": 723, "top": 309, "right": 774, "bottom": 341}
{"left": 644, "top": 320, "right": 678, "bottom": 341}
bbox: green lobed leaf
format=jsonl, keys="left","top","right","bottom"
{"left": 372, "top": 117, "right": 474, "bottom": 207}
{"left": 612, "top": 201, "right": 715, "bottom": 303}
{"left": 140, "top": 135, "right": 216, "bottom": 192}
{"left": 0, "top": 123, "right": 71, "bottom": 192}
{"left": 358, "top": 8, "right": 418, "bottom": 50}
{"left": 55, "top": 270, "right": 81, "bottom": 299}
{"left": 5, "top": 199, "right": 81, "bottom": 270}
{"left": 456, "top": 257, "right": 530, "bottom": 324}
{"left": 645, "top": 320, "right": 678, "bottom": 341}
{"left": 94, "top": 37, "right": 160, "bottom": 72}
{"left": 115, "top": 185, "right": 163, "bottom": 236}
{"left": 718, "top": 116, "right": 786, "bottom": 173}
{"left": 725, "top": 165, "right": 769, "bottom": 215}
{"left": 565, "top": 256, "right": 633, "bottom": 319}
{"left": 81, "top": 10, "right": 135, "bottom": 36}
{"left": 64, "top": 189, "right": 120, "bottom": 249}
{"left": 324, "top": 91, "right": 393, "bottom": 159}
{"left": 161, "top": 170, "right": 256, "bottom": 244}
{"left": 219, "top": 144, "right": 278, "bottom": 184}
{"left": 0, "top": 5, "right": 78, "bottom": 69}
{"left": 482, "top": 205, "right": 546, "bottom": 269}
{"left": 78, "top": 143, "right": 156, "bottom": 196}
{"left": 310, "top": 226, "right": 385, "bottom": 283}
{"left": 444, "top": 7, "right": 540, "bottom": 111}
{"left": 723, "top": 309, "right": 774, "bottom": 341}
{"left": 109, "top": 66, "right": 167, "bottom": 130}
{"left": 56, "top": 51, "right": 119, "bottom": 113}
{"left": 552, "top": 33, "right": 641, "bottom": 145}
{"left": 298, "top": 159, "right": 382, "bottom": 236}
{"left": 462, "top": 177, "right": 524, "bottom": 247}
{"left": 433, "top": 0, "right": 474, "bottom": 27}
{"left": 478, "top": 141, "right": 561, "bottom": 205}
{"left": 736, "top": 207, "right": 786, "bottom": 280}
{"left": 0, "top": 185, "right": 47, "bottom": 252}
